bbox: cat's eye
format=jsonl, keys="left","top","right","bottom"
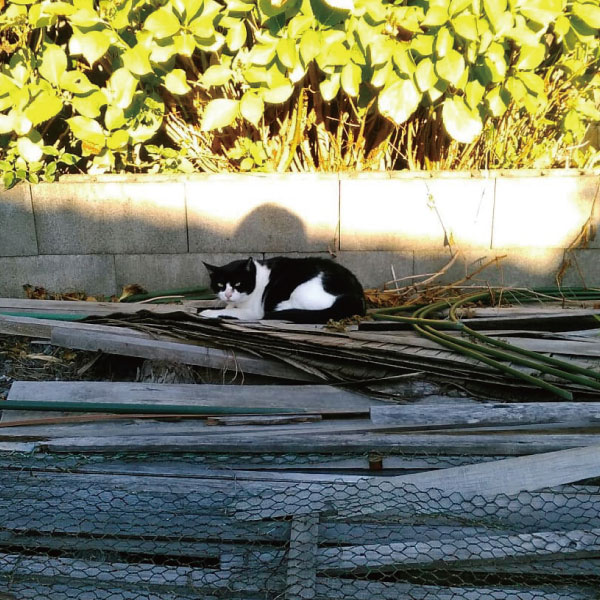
{"left": 217, "top": 283, "right": 224, "bottom": 288}
{"left": 234, "top": 282, "right": 241, "bottom": 287}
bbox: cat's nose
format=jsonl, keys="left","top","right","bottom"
{"left": 224, "top": 290, "right": 233, "bottom": 299}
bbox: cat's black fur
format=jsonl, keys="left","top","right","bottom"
{"left": 201, "top": 256, "right": 365, "bottom": 324}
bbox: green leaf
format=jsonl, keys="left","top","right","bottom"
{"left": 123, "top": 44, "right": 153, "bottom": 76}
{"left": 111, "top": 0, "right": 132, "bottom": 30}
{"left": 17, "top": 137, "right": 43, "bottom": 163}
{"left": 145, "top": 7, "right": 181, "bottom": 39}
{"left": 67, "top": 116, "right": 106, "bottom": 148}
{"left": 107, "top": 129, "right": 129, "bottom": 150}
{"left": 277, "top": 39, "right": 298, "bottom": 69}
{"left": 263, "top": 80, "right": 294, "bottom": 103}
{"left": 435, "top": 28, "right": 454, "bottom": 58}
{"left": 378, "top": 78, "right": 421, "bottom": 125}
{"left": 240, "top": 91, "right": 264, "bottom": 127}
{"left": 165, "top": 69, "right": 191, "bottom": 95}
{"left": 189, "top": 16, "right": 215, "bottom": 38}
{"left": 465, "top": 79, "right": 485, "bottom": 109}
{"left": 69, "top": 7, "right": 100, "bottom": 27}
{"left": 174, "top": 34, "right": 197, "bottom": 56}
{"left": 300, "top": 30, "right": 321, "bottom": 63}
{"left": 519, "top": 0, "right": 562, "bottom": 27}
{"left": 341, "top": 62, "right": 361, "bottom": 97}
{"left": 39, "top": 45, "right": 67, "bottom": 87}
{"left": 483, "top": 0, "right": 507, "bottom": 30}
{"left": 453, "top": 14, "right": 478, "bottom": 41}
{"left": 105, "top": 106, "right": 126, "bottom": 130}
{"left": 505, "top": 76, "right": 527, "bottom": 102}
{"left": 106, "top": 68, "right": 138, "bottom": 109}
{"left": 415, "top": 58, "right": 437, "bottom": 92}
{"left": 442, "top": 96, "right": 482, "bottom": 143}
{"left": 0, "top": 114, "right": 15, "bottom": 134}
{"left": 249, "top": 42, "right": 277, "bottom": 65}
{"left": 320, "top": 74, "right": 341, "bottom": 102}
{"left": 515, "top": 44, "right": 546, "bottom": 70}
{"left": 318, "top": 42, "right": 350, "bottom": 68}
{"left": 423, "top": 6, "right": 448, "bottom": 26}
{"left": 202, "top": 65, "right": 232, "bottom": 87}
{"left": 150, "top": 41, "right": 177, "bottom": 64}
{"left": 411, "top": 35, "right": 434, "bottom": 56}
{"left": 226, "top": 21, "right": 247, "bottom": 51}
{"left": 573, "top": 2, "right": 600, "bottom": 28}
{"left": 484, "top": 85, "right": 508, "bottom": 116}
{"left": 516, "top": 71, "right": 545, "bottom": 97}
{"left": 70, "top": 30, "right": 111, "bottom": 66}
{"left": 201, "top": 99, "right": 239, "bottom": 130}
{"left": 71, "top": 90, "right": 107, "bottom": 119}
{"left": 435, "top": 49, "right": 465, "bottom": 86}
{"left": 60, "top": 70, "right": 96, "bottom": 94}
{"left": 323, "top": 0, "right": 353, "bottom": 10}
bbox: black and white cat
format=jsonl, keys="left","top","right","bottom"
{"left": 200, "top": 256, "right": 365, "bottom": 324}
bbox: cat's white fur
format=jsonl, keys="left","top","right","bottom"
{"left": 200, "top": 259, "right": 336, "bottom": 320}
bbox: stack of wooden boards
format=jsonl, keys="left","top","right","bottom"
{"left": 2, "top": 298, "right": 600, "bottom": 598}
{"left": 1, "top": 381, "right": 600, "bottom": 599}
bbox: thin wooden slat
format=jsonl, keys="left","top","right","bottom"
{"left": 50, "top": 328, "right": 319, "bottom": 381}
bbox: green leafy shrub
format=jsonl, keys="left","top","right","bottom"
{"left": 0, "top": 0, "right": 599, "bottom": 185}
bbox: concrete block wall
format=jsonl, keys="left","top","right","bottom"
{"left": 0, "top": 170, "right": 599, "bottom": 297}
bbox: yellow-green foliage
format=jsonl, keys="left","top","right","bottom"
{"left": 0, "top": 0, "right": 599, "bottom": 184}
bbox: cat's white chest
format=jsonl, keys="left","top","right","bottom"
{"left": 275, "top": 275, "right": 336, "bottom": 311}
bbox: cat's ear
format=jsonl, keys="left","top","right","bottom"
{"left": 202, "top": 261, "right": 217, "bottom": 274}
{"left": 245, "top": 257, "right": 254, "bottom": 271}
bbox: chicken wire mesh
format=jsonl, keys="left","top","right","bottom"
{"left": 1, "top": 450, "right": 599, "bottom": 600}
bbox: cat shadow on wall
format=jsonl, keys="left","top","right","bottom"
{"left": 233, "top": 203, "right": 309, "bottom": 254}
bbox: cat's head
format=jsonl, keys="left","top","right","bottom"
{"left": 203, "top": 257, "right": 256, "bottom": 304}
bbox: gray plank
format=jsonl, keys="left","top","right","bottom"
{"left": 0, "top": 298, "right": 203, "bottom": 315}
{"left": 315, "top": 578, "right": 596, "bottom": 600}
{"left": 41, "top": 432, "right": 600, "bottom": 454}
{"left": 370, "top": 402, "right": 600, "bottom": 426}
{"left": 286, "top": 516, "right": 319, "bottom": 600}
{"left": 50, "top": 328, "right": 317, "bottom": 381}
{"left": 234, "top": 444, "right": 600, "bottom": 519}
{"left": 0, "top": 314, "right": 149, "bottom": 340}
{"left": 316, "top": 527, "right": 600, "bottom": 571}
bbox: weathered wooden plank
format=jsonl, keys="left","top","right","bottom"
{"left": 0, "top": 298, "right": 207, "bottom": 316}
{"left": 50, "top": 328, "right": 318, "bottom": 381}
{"left": 0, "top": 418, "right": 373, "bottom": 440}
{"left": 234, "top": 444, "right": 600, "bottom": 519}
{"left": 0, "top": 582, "right": 203, "bottom": 600}
{"left": 316, "top": 528, "right": 600, "bottom": 571}
{"left": 0, "top": 552, "right": 255, "bottom": 591}
{"left": 314, "top": 578, "right": 596, "bottom": 600}
{"left": 286, "top": 516, "right": 319, "bottom": 600}
{"left": 5, "top": 381, "right": 381, "bottom": 415}
{"left": 0, "top": 313, "right": 150, "bottom": 340}
{"left": 41, "top": 432, "right": 600, "bottom": 454}
{"left": 370, "top": 402, "right": 600, "bottom": 426}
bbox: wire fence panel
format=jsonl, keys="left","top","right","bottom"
{"left": 1, "top": 451, "right": 599, "bottom": 600}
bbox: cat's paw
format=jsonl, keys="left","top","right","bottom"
{"left": 199, "top": 309, "right": 223, "bottom": 318}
